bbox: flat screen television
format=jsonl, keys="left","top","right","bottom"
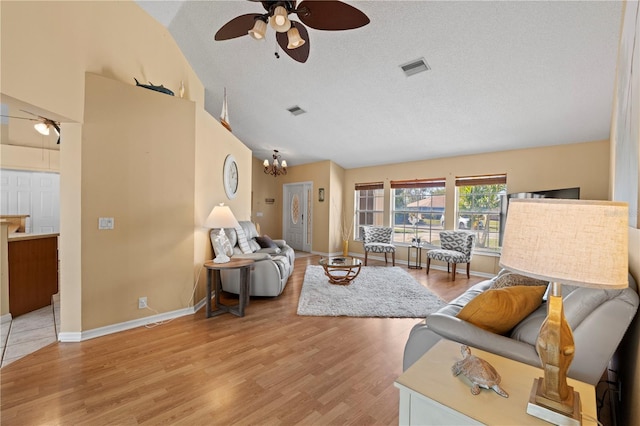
{"left": 498, "top": 187, "right": 580, "bottom": 245}
{"left": 507, "top": 187, "right": 580, "bottom": 201}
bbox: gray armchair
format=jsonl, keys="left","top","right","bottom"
{"left": 426, "top": 231, "right": 475, "bottom": 280}
{"left": 360, "top": 226, "right": 396, "bottom": 266}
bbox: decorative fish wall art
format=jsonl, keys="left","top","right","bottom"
{"left": 134, "top": 78, "right": 174, "bottom": 96}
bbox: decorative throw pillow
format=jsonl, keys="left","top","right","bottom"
{"left": 217, "top": 232, "right": 234, "bottom": 257}
{"left": 248, "top": 239, "right": 261, "bottom": 252}
{"left": 456, "top": 285, "right": 546, "bottom": 335}
{"left": 234, "top": 225, "right": 253, "bottom": 254}
{"left": 491, "top": 270, "right": 548, "bottom": 289}
{"left": 255, "top": 235, "right": 278, "bottom": 249}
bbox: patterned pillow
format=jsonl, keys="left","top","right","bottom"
{"left": 234, "top": 225, "right": 253, "bottom": 254}
{"left": 491, "top": 270, "right": 548, "bottom": 289}
{"left": 248, "top": 239, "right": 261, "bottom": 252}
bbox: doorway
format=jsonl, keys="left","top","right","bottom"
{"left": 283, "top": 182, "right": 312, "bottom": 252}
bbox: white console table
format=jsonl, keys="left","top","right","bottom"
{"left": 394, "top": 340, "right": 597, "bottom": 425}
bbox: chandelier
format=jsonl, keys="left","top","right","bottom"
{"left": 263, "top": 150, "right": 287, "bottom": 177}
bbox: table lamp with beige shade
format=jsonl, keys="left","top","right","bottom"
{"left": 205, "top": 203, "right": 240, "bottom": 263}
{"left": 499, "top": 199, "right": 628, "bottom": 426}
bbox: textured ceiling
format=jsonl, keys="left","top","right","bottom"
{"left": 145, "top": 1, "right": 622, "bottom": 169}
{"left": 0, "top": 2, "right": 624, "bottom": 167}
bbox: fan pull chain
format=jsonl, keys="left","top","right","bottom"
{"left": 274, "top": 41, "right": 280, "bottom": 59}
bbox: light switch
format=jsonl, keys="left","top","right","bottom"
{"left": 98, "top": 217, "right": 114, "bottom": 230}
{"left": 256, "top": 212, "right": 264, "bottom": 217}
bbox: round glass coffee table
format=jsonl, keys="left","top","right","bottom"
{"left": 319, "top": 256, "right": 363, "bottom": 285}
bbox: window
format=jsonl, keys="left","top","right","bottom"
{"left": 354, "top": 182, "right": 384, "bottom": 239}
{"left": 455, "top": 174, "right": 507, "bottom": 252}
{"left": 391, "top": 178, "right": 446, "bottom": 245}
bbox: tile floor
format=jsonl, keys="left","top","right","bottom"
{"left": 0, "top": 294, "right": 60, "bottom": 367}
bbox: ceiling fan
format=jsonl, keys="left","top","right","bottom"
{"left": 214, "top": 0, "right": 370, "bottom": 63}
{"left": 0, "top": 110, "right": 61, "bottom": 144}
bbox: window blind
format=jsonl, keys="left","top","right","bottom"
{"left": 455, "top": 174, "right": 507, "bottom": 186}
{"left": 390, "top": 178, "right": 446, "bottom": 189}
{"left": 355, "top": 182, "right": 384, "bottom": 191}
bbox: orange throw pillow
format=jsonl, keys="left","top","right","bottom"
{"left": 456, "top": 285, "right": 546, "bottom": 335}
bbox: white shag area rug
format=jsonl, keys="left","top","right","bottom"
{"left": 297, "top": 265, "right": 446, "bottom": 318}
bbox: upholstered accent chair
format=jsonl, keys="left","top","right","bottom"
{"left": 426, "top": 231, "right": 475, "bottom": 281}
{"left": 360, "top": 226, "right": 396, "bottom": 266}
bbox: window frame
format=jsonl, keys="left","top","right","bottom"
{"left": 390, "top": 178, "right": 446, "bottom": 246}
{"left": 354, "top": 182, "right": 385, "bottom": 240}
{"left": 455, "top": 174, "right": 507, "bottom": 253}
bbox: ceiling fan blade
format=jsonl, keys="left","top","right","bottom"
{"left": 276, "top": 21, "right": 309, "bottom": 63}
{"left": 214, "top": 13, "right": 262, "bottom": 40}
{"left": 0, "top": 114, "right": 37, "bottom": 122}
{"left": 296, "top": 0, "right": 369, "bottom": 31}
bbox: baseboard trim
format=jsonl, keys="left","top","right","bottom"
{"left": 193, "top": 296, "right": 206, "bottom": 313}
{"left": 57, "top": 294, "right": 212, "bottom": 343}
{"left": 58, "top": 306, "right": 198, "bottom": 342}
{"left": 58, "top": 332, "right": 82, "bottom": 342}
{"left": 0, "top": 313, "right": 12, "bottom": 325}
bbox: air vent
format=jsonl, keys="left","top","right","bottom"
{"left": 287, "top": 106, "right": 306, "bottom": 116}
{"left": 400, "top": 58, "right": 431, "bottom": 77}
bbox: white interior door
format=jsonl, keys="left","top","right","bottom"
{"left": 283, "top": 182, "right": 312, "bottom": 252}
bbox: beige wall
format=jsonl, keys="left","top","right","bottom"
{"left": 1, "top": 1, "right": 251, "bottom": 333}
{"left": 0, "top": 145, "right": 60, "bottom": 172}
{"left": 251, "top": 160, "right": 342, "bottom": 254}
{"left": 194, "top": 110, "right": 252, "bottom": 305}
{"left": 251, "top": 141, "right": 607, "bottom": 263}
{"left": 329, "top": 161, "right": 347, "bottom": 254}
{"left": 59, "top": 123, "right": 82, "bottom": 332}
{"left": 80, "top": 74, "right": 196, "bottom": 329}
{"left": 343, "top": 140, "right": 609, "bottom": 274}
{"left": 251, "top": 157, "right": 281, "bottom": 238}
{"left": 1, "top": 1, "right": 204, "bottom": 124}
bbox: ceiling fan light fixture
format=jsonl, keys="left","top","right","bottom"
{"left": 270, "top": 6, "right": 291, "bottom": 32}
{"left": 34, "top": 121, "right": 50, "bottom": 136}
{"left": 248, "top": 18, "right": 267, "bottom": 40}
{"left": 286, "top": 26, "right": 305, "bottom": 49}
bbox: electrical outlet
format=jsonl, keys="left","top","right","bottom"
{"left": 411, "top": 252, "right": 416, "bottom": 258}
{"left": 138, "top": 297, "right": 147, "bottom": 309}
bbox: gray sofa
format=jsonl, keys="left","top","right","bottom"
{"left": 403, "top": 272, "right": 639, "bottom": 385}
{"left": 210, "top": 221, "right": 294, "bottom": 297}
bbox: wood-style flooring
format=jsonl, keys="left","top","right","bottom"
{"left": 0, "top": 255, "right": 483, "bottom": 425}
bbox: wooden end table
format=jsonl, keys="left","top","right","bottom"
{"left": 319, "top": 256, "right": 362, "bottom": 285}
{"left": 204, "top": 258, "right": 254, "bottom": 317}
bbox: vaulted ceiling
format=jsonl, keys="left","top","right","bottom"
{"left": 0, "top": 2, "right": 624, "bottom": 169}
{"left": 141, "top": 1, "right": 622, "bottom": 169}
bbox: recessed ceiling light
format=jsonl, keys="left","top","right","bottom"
{"left": 400, "top": 58, "right": 431, "bottom": 77}
{"left": 287, "top": 106, "right": 306, "bottom": 116}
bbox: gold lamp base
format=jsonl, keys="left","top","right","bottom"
{"left": 527, "top": 378, "right": 582, "bottom": 426}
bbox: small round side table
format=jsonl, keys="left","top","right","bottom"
{"left": 204, "top": 258, "right": 254, "bottom": 317}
